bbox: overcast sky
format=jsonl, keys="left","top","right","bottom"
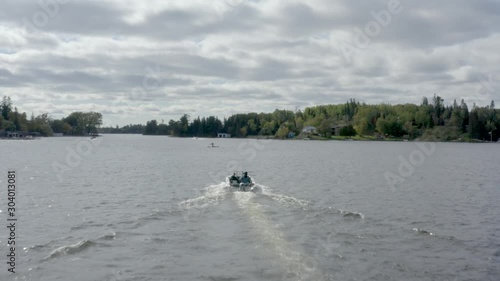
{"left": 1, "top": 0, "right": 499, "bottom": 126}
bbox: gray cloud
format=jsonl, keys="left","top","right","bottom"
{"left": 0, "top": 0, "right": 499, "bottom": 126}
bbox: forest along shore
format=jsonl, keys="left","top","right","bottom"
{"left": 2, "top": 95, "right": 498, "bottom": 142}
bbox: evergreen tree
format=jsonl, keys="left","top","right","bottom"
{"left": 145, "top": 120, "right": 158, "bottom": 135}
{"left": 1, "top": 96, "right": 12, "bottom": 120}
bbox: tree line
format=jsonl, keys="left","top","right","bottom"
{"left": 3, "top": 94, "right": 497, "bottom": 141}
{"left": 142, "top": 96, "right": 498, "bottom": 141}
{"left": 1, "top": 96, "right": 102, "bottom": 137}
{"left": 100, "top": 124, "right": 145, "bottom": 134}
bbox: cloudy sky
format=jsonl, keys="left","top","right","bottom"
{"left": 1, "top": 0, "right": 499, "bottom": 126}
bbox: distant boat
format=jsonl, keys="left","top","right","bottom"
{"left": 208, "top": 142, "right": 218, "bottom": 148}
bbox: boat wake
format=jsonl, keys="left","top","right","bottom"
{"left": 42, "top": 240, "right": 95, "bottom": 261}
{"left": 411, "top": 227, "right": 460, "bottom": 242}
{"left": 233, "top": 190, "right": 328, "bottom": 280}
{"left": 178, "top": 182, "right": 228, "bottom": 210}
{"left": 412, "top": 228, "right": 436, "bottom": 236}
{"left": 178, "top": 183, "right": 229, "bottom": 221}
{"left": 259, "top": 186, "right": 310, "bottom": 210}
{"left": 339, "top": 209, "right": 365, "bottom": 219}
{"left": 177, "top": 180, "right": 330, "bottom": 279}
{"left": 39, "top": 232, "right": 117, "bottom": 261}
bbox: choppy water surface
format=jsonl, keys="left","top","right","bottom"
{"left": 0, "top": 135, "right": 499, "bottom": 281}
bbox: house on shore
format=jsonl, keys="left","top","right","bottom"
{"left": 330, "top": 123, "right": 351, "bottom": 136}
{"left": 0, "top": 130, "right": 40, "bottom": 139}
{"left": 8, "top": 131, "right": 25, "bottom": 138}
{"left": 217, "top": 133, "right": 231, "bottom": 138}
{"left": 301, "top": 126, "right": 317, "bottom": 135}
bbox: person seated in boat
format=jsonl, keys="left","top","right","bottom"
{"left": 240, "top": 172, "right": 252, "bottom": 185}
{"left": 229, "top": 173, "right": 240, "bottom": 183}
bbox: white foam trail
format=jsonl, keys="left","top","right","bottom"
{"left": 259, "top": 185, "right": 310, "bottom": 210}
{"left": 412, "top": 228, "right": 435, "bottom": 236}
{"left": 178, "top": 182, "right": 228, "bottom": 210}
{"left": 43, "top": 240, "right": 94, "bottom": 261}
{"left": 339, "top": 209, "right": 365, "bottom": 219}
{"left": 233, "top": 191, "right": 325, "bottom": 280}
{"left": 178, "top": 181, "right": 326, "bottom": 279}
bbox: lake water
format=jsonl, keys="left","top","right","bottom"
{"left": 0, "top": 135, "right": 499, "bottom": 281}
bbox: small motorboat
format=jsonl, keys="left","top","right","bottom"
{"left": 227, "top": 171, "right": 256, "bottom": 192}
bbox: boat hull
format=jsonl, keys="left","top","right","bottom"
{"left": 228, "top": 178, "right": 256, "bottom": 192}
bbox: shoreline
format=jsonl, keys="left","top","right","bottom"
{"left": 3, "top": 134, "right": 497, "bottom": 143}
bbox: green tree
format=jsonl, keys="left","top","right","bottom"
{"left": 339, "top": 125, "right": 356, "bottom": 136}
{"left": 50, "top": 119, "right": 65, "bottom": 133}
{"left": 1, "top": 96, "right": 12, "bottom": 120}
{"left": 422, "top": 96, "right": 429, "bottom": 106}
{"left": 84, "top": 112, "right": 103, "bottom": 134}
{"left": 145, "top": 120, "right": 158, "bottom": 135}
{"left": 432, "top": 94, "right": 445, "bottom": 126}
{"left": 12, "top": 107, "right": 21, "bottom": 130}
{"left": 260, "top": 121, "right": 277, "bottom": 135}
{"left": 240, "top": 126, "right": 248, "bottom": 137}
{"left": 63, "top": 112, "right": 102, "bottom": 135}
{"left": 486, "top": 120, "right": 497, "bottom": 141}
{"left": 376, "top": 116, "right": 388, "bottom": 134}
{"left": 295, "top": 116, "right": 304, "bottom": 132}
{"left": 32, "top": 113, "right": 54, "bottom": 136}
{"left": 317, "top": 118, "right": 332, "bottom": 137}
{"left": 157, "top": 124, "right": 169, "bottom": 135}
{"left": 2, "top": 120, "right": 15, "bottom": 131}
{"left": 415, "top": 108, "right": 430, "bottom": 128}
{"left": 247, "top": 119, "right": 257, "bottom": 134}
{"left": 275, "top": 125, "right": 289, "bottom": 139}
{"left": 179, "top": 114, "right": 189, "bottom": 136}
{"left": 353, "top": 106, "right": 378, "bottom": 135}
{"left": 63, "top": 122, "right": 72, "bottom": 134}
{"left": 168, "top": 119, "right": 180, "bottom": 136}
